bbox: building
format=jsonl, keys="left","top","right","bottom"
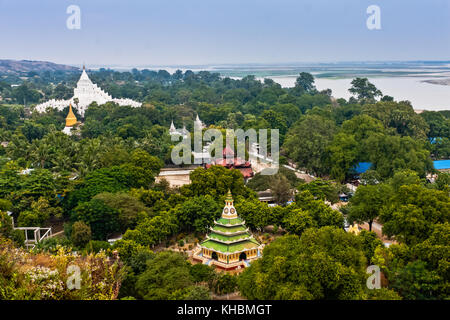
{"left": 155, "top": 167, "right": 197, "bottom": 188}
{"left": 193, "top": 190, "right": 263, "bottom": 271}
{"left": 169, "top": 113, "right": 205, "bottom": 139}
{"left": 35, "top": 65, "right": 141, "bottom": 117}
{"left": 433, "top": 159, "right": 450, "bottom": 172}
{"left": 169, "top": 120, "right": 189, "bottom": 139}
{"left": 194, "top": 113, "right": 205, "bottom": 131}
{"left": 206, "top": 145, "right": 254, "bottom": 180}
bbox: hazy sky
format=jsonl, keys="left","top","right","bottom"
{"left": 0, "top": 0, "right": 449, "bottom": 66}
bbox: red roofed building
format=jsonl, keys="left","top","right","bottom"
{"left": 205, "top": 145, "right": 254, "bottom": 180}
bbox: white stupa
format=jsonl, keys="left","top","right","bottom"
{"left": 35, "top": 65, "right": 142, "bottom": 117}
{"left": 194, "top": 113, "right": 205, "bottom": 131}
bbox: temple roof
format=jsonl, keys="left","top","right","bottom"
{"left": 200, "top": 191, "right": 261, "bottom": 254}
{"left": 201, "top": 238, "right": 260, "bottom": 253}
{"left": 169, "top": 120, "right": 176, "bottom": 132}
{"left": 65, "top": 104, "right": 77, "bottom": 127}
{"left": 222, "top": 144, "right": 234, "bottom": 157}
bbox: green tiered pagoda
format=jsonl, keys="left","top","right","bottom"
{"left": 196, "top": 190, "right": 262, "bottom": 270}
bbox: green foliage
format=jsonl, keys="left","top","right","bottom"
{"left": 0, "top": 212, "right": 24, "bottom": 245}
{"left": 289, "top": 191, "right": 344, "bottom": 230}
{"left": 213, "top": 273, "right": 238, "bottom": 295}
{"left": 0, "top": 237, "right": 124, "bottom": 300}
{"left": 297, "top": 179, "right": 339, "bottom": 203}
{"left": 187, "top": 166, "right": 249, "bottom": 199}
{"left": 71, "top": 221, "right": 92, "bottom": 248}
{"left": 363, "top": 101, "right": 429, "bottom": 139}
{"left": 358, "top": 230, "right": 383, "bottom": 264}
{"left": 93, "top": 192, "right": 148, "bottom": 231}
{"left": 189, "top": 263, "right": 215, "bottom": 283}
{"left": 348, "top": 78, "right": 382, "bottom": 103}
{"left": 235, "top": 198, "right": 271, "bottom": 230}
{"left": 122, "top": 211, "right": 178, "bottom": 247}
{"left": 238, "top": 227, "right": 368, "bottom": 300}
{"left": 282, "top": 209, "right": 315, "bottom": 235}
{"left": 283, "top": 115, "right": 337, "bottom": 176}
{"left": 175, "top": 195, "right": 221, "bottom": 233}
{"left": 246, "top": 167, "right": 302, "bottom": 192}
{"left": 293, "top": 72, "right": 316, "bottom": 95}
{"left": 135, "top": 251, "right": 195, "bottom": 300}
{"left": 347, "top": 184, "right": 392, "bottom": 231}
{"left": 380, "top": 185, "right": 449, "bottom": 245}
{"left": 72, "top": 199, "right": 120, "bottom": 240}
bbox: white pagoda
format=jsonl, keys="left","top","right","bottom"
{"left": 35, "top": 65, "right": 142, "bottom": 117}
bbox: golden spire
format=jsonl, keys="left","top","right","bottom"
{"left": 65, "top": 104, "right": 77, "bottom": 127}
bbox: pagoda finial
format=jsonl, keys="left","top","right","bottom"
{"left": 83, "top": 63, "right": 85, "bottom": 70}
{"left": 169, "top": 119, "right": 176, "bottom": 132}
{"left": 226, "top": 189, "right": 233, "bottom": 201}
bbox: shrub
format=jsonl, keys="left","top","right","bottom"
{"left": 85, "top": 240, "right": 111, "bottom": 254}
{"left": 71, "top": 221, "right": 92, "bottom": 248}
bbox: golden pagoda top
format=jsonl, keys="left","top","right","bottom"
{"left": 65, "top": 104, "right": 77, "bottom": 127}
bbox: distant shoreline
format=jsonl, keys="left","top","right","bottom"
{"left": 421, "top": 79, "right": 450, "bottom": 86}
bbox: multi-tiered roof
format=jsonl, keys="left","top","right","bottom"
{"left": 200, "top": 190, "right": 260, "bottom": 255}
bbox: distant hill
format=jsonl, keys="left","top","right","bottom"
{"left": 0, "top": 59, "right": 79, "bottom": 75}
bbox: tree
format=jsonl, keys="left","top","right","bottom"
{"left": 17, "top": 197, "right": 62, "bottom": 227}
{"left": 122, "top": 211, "right": 178, "bottom": 247}
{"left": 363, "top": 101, "right": 429, "bottom": 139}
{"left": 238, "top": 227, "right": 370, "bottom": 300}
{"left": 189, "top": 263, "right": 215, "bottom": 283}
{"left": 328, "top": 132, "right": 358, "bottom": 182}
{"left": 187, "top": 166, "right": 249, "bottom": 199}
{"left": 373, "top": 223, "right": 450, "bottom": 299}
{"left": 93, "top": 192, "right": 148, "bottom": 231}
{"left": 135, "top": 251, "right": 194, "bottom": 300}
{"left": 380, "top": 185, "right": 449, "bottom": 245}
{"left": 270, "top": 174, "right": 292, "bottom": 205}
{"left": 420, "top": 110, "right": 450, "bottom": 138}
{"left": 348, "top": 78, "right": 382, "bottom": 102}
{"left": 0, "top": 212, "right": 24, "bottom": 245}
{"left": 297, "top": 179, "right": 339, "bottom": 203}
{"left": 213, "top": 273, "right": 237, "bottom": 295}
{"left": 72, "top": 199, "right": 120, "bottom": 240}
{"left": 175, "top": 195, "right": 221, "bottom": 233}
{"left": 246, "top": 167, "right": 302, "bottom": 192}
{"left": 388, "top": 169, "right": 422, "bottom": 191}
{"left": 282, "top": 209, "right": 316, "bottom": 235}
{"left": 11, "top": 83, "right": 42, "bottom": 105}
{"left": 365, "top": 134, "right": 433, "bottom": 179}
{"left": 71, "top": 221, "right": 92, "bottom": 248}
{"left": 390, "top": 261, "right": 441, "bottom": 300}
{"left": 358, "top": 230, "right": 383, "bottom": 264}
{"left": 347, "top": 184, "right": 392, "bottom": 231}
{"left": 235, "top": 198, "right": 270, "bottom": 230}
{"left": 293, "top": 191, "right": 344, "bottom": 229}
{"left": 293, "top": 72, "right": 316, "bottom": 95}
{"left": 283, "top": 115, "right": 337, "bottom": 176}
